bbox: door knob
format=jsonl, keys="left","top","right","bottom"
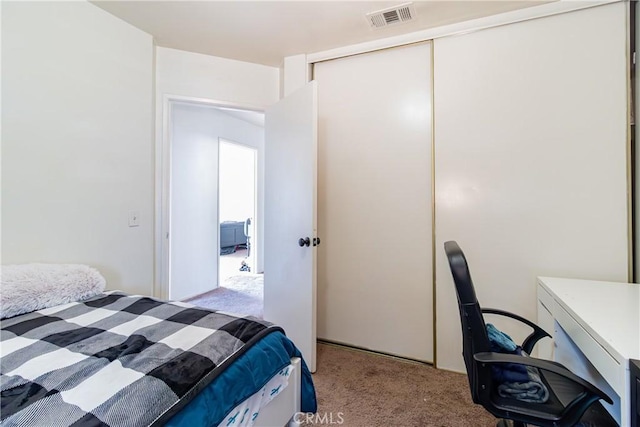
{"left": 313, "top": 237, "right": 321, "bottom": 246}
{"left": 298, "top": 237, "right": 311, "bottom": 247}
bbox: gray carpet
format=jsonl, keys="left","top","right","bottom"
{"left": 308, "top": 343, "right": 497, "bottom": 427}
{"left": 184, "top": 274, "right": 263, "bottom": 318}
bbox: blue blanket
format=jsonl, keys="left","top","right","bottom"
{"left": 166, "top": 330, "right": 317, "bottom": 426}
{"left": 486, "top": 323, "right": 548, "bottom": 403}
{"left": 486, "top": 323, "right": 528, "bottom": 383}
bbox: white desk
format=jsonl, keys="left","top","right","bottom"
{"left": 537, "top": 277, "right": 640, "bottom": 426}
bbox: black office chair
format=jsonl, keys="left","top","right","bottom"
{"left": 444, "top": 241, "right": 613, "bottom": 427}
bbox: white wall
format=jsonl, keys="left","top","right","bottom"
{"left": 434, "top": 2, "right": 628, "bottom": 372}
{"left": 156, "top": 47, "right": 279, "bottom": 108}
{"left": 170, "top": 103, "right": 264, "bottom": 300}
{"left": 282, "top": 54, "right": 310, "bottom": 97}
{"left": 2, "top": 1, "right": 155, "bottom": 295}
{"left": 156, "top": 47, "right": 279, "bottom": 296}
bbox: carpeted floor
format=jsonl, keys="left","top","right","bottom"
{"left": 308, "top": 343, "right": 496, "bottom": 427}
{"left": 184, "top": 274, "right": 263, "bottom": 318}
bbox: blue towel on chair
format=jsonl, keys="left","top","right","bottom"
{"left": 487, "top": 323, "right": 519, "bottom": 352}
{"left": 486, "top": 323, "right": 529, "bottom": 383}
{"left": 486, "top": 323, "right": 549, "bottom": 403}
{"left": 497, "top": 366, "right": 549, "bottom": 403}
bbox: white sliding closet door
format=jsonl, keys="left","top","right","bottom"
{"left": 315, "top": 43, "right": 433, "bottom": 362}
{"left": 434, "top": 3, "right": 628, "bottom": 372}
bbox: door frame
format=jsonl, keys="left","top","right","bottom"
{"left": 155, "top": 94, "right": 265, "bottom": 300}
{"left": 217, "top": 137, "right": 259, "bottom": 283}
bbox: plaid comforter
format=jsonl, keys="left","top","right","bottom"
{"left": 0, "top": 291, "right": 283, "bottom": 426}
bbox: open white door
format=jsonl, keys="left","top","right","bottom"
{"left": 264, "top": 81, "right": 317, "bottom": 372}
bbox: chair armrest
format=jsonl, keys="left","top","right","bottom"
{"left": 482, "top": 308, "right": 551, "bottom": 354}
{"left": 473, "top": 352, "right": 612, "bottom": 404}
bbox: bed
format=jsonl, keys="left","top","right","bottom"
{"left": 0, "top": 264, "right": 317, "bottom": 427}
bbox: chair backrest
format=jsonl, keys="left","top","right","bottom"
{"left": 444, "top": 241, "right": 491, "bottom": 402}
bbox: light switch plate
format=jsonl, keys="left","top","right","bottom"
{"left": 128, "top": 211, "right": 140, "bottom": 227}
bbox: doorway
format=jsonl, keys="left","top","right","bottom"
{"left": 216, "top": 139, "right": 264, "bottom": 318}
{"left": 159, "top": 87, "right": 318, "bottom": 369}
{"left": 166, "top": 101, "right": 265, "bottom": 316}
{"left": 219, "top": 139, "right": 257, "bottom": 279}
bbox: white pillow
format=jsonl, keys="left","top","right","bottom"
{"left": 1, "top": 263, "right": 106, "bottom": 319}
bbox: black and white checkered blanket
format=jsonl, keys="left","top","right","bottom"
{"left": 0, "top": 291, "right": 283, "bottom": 426}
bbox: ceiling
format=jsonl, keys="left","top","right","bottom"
{"left": 92, "top": 1, "right": 550, "bottom": 67}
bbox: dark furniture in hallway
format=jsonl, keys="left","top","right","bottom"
{"left": 220, "top": 221, "right": 247, "bottom": 251}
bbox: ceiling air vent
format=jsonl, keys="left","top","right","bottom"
{"left": 366, "top": 2, "right": 416, "bottom": 29}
